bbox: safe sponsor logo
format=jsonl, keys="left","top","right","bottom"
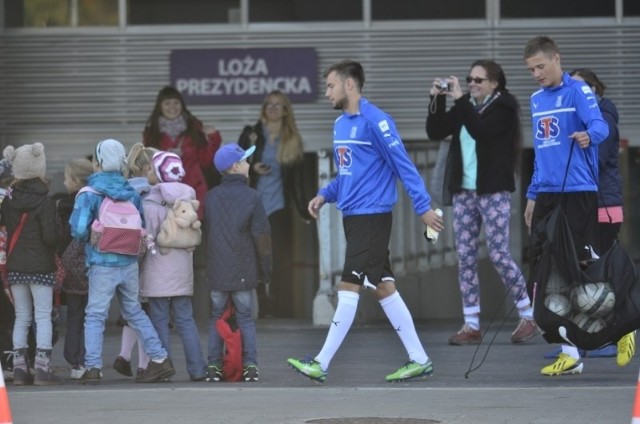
{"left": 335, "top": 146, "right": 353, "bottom": 173}
{"left": 536, "top": 116, "right": 561, "bottom": 148}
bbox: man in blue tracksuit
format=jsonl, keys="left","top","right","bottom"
{"left": 287, "top": 60, "right": 444, "bottom": 383}
{"left": 523, "top": 36, "right": 608, "bottom": 377}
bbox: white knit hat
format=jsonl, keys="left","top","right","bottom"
{"left": 3, "top": 143, "right": 46, "bottom": 180}
{"left": 95, "top": 138, "right": 126, "bottom": 172}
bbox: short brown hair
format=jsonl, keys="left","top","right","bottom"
{"left": 323, "top": 60, "right": 365, "bottom": 92}
{"left": 523, "top": 36, "right": 559, "bottom": 59}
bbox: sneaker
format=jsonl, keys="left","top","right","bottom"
{"left": 448, "top": 324, "right": 481, "bottom": 345}
{"left": 113, "top": 356, "right": 133, "bottom": 377}
{"left": 135, "top": 358, "right": 175, "bottom": 383}
{"left": 617, "top": 331, "right": 636, "bottom": 367}
{"left": 540, "top": 353, "right": 583, "bottom": 376}
{"left": 511, "top": 318, "right": 538, "bottom": 343}
{"left": 243, "top": 365, "right": 259, "bottom": 382}
{"left": 70, "top": 366, "right": 86, "bottom": 380}
{"left": 81, "top": 368, "right": 103, "bottom": 385}
{"left": 385, "top": 360, "right": 433, "bottom": 382}
{"left": 206, "top": 365, "right": 223, "bottom": 382}
{"left": 286, "top": 357, "right": 327, "bottom": 383}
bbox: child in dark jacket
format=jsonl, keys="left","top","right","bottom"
{"left": 204, "top": 143, "right": 271, "bottom": 383}
{"left": 58, "top": 157, "right": 94, "bottom": 379}
{"left": 1, "top": 143, "right": 62, "bottom": 385}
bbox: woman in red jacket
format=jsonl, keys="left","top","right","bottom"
{"left": 143, "top": 86, "right": 222, "bottom": 218}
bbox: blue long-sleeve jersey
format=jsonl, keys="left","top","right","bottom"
{"left": 319, "top": 97, "right": 431, "bottom": 217}
{"left": 527, "top": 73, "right": 609, "bottom": 199}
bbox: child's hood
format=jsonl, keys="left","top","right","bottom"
{"left": 87, "top": 172, "right": 137, "bottom": 201}
{"left": 147, "top": 182, "right": 196, "bottom": 205}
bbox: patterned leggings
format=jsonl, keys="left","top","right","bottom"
{"left": 452, "top": 190, "right": 530, "bottom": 315}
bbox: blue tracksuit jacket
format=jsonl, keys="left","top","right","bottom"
{"left": 319, "top": 97, "right": 431, "bottom": 217}
{"left": 527, "top": 73, "right": 609, "bottom": 199}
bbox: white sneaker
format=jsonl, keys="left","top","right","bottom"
{"left": 70, "top": 366, "right": 86, "bottom": 380}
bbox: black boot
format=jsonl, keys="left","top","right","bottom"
{"left": 33, "top": 349, "right": 62, "bottom": 386}
{"left": 12, "top": 348, "right": 33, "bottom": 386}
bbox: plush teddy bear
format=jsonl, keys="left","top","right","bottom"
{"left": 156, "top": 199, "right": 202, "bottom": 254}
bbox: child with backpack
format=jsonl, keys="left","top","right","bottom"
{"left": 139, "top": 151, "right": 207, "bottom": 381}
{"left": 69, "top": 138, "right": 175, "bottom": 384}
{"left": 111, "top": 143, "right": 157, "bottom": 380}
{"left": 58, "top": 158, "right": 93, "bottom": 380}
{"left": 0, "top": 143, "right": 62, "bottom": 385}
{"left": 204, "top": 143, "right": 271, "bottom": 382}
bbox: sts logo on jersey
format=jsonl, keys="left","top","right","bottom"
{"left": 335, "top": 146, "right": 353, "bottom": 170}
{"left": 535, "top": 116, "right": 560, "bottom": 141}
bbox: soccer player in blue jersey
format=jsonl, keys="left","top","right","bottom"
{"left": 523, "top": 36, "right": 609, "bottom": 376}
{"left": 287, "top": 60, "right": 444, "bottom": 383}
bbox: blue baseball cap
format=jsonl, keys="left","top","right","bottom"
{"left": 213, "top": 143, "right": 256, "bottom": 173}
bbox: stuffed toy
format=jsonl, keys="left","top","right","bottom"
{"left": 156, "top": 199, "right": 202, "bottom": 254}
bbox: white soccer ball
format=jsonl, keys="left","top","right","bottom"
{"left": 545, "top": 270, "right": 570, "bottom": 295}
{"left": 544, "top": 294, "right": 572, "bottom": 317}
{"left": 571, "top": 282, "right": 615, "bottom": 318}
{"left": 571, "top": 312, "right": 607, "bottom": 333}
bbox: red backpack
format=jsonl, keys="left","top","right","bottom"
{"left": 215, "top": 300, "right": 243, "bottom": 382}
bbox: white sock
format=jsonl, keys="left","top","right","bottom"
{"left": 464, "top": 314, "right": 480, "bottom": 330}
{"left": 315, "top": 291, "right": 359, "bottom": 371}
{"left": 561, "top": 345, "right": 580, "bottom": 360}
{"left": 119, "top": 325, "right": 137, "bottom": 360}
{"left": 518, "top": 306, "right": 534, "bottom": 320}
{"left": 380, "top": 291, "right": 428, "bottom": 364}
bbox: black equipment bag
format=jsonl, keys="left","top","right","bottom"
{"left": 527, "top": 205, "right": 640, "bottom": 350}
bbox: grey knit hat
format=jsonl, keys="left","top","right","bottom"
{"left": 3, "top": 143, "right": 46, "bottom": 180}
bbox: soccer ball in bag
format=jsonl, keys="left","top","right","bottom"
{"left": 543, "top": 294, "right": 572, "bottom": 317}
{"left": 545, "top": 270, "right": 570, "bottom": 295}
{"left": 571, "top": 312, "right": 607, "bottom": 333}
{"left": 571, "top": 282, "right": 615, "bottom": 318}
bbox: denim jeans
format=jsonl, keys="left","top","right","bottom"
{"left": 208, "top": 290, "right": 257, "bottom": 366}
{"left": 149, "top": 296, "right": 206, "bottom": 379}
{"left": 11, "top": 283, "right": 53, "bottom": 350}
{"left": 84, "top": 263, "right": 167, "bottom": 369}
{"left": 64, "top": 293, "right": 87, "bottom": 367}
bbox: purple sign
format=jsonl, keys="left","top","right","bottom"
{"left": 170, "top": 48, "right": 317, "bottom": 104}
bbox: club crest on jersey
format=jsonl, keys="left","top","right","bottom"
{"left": 335, "top": 146, "right": 353, "bottom": 169}
{"left": 535, "top": 116, "right": 560, "bottom": 142}
{"left": 350, "top": 126, "right": 358, "bottom": 138}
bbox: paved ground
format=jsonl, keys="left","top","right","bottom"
{"left": 4, "top": 319, "right": 638, "bottom": 424}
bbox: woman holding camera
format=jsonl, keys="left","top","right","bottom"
{"left": 426, "top": 60, "right": 536, "bottom": 345}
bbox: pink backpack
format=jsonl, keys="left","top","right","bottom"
{"left": 78, "top": 187, "right": 145, "bottom": 256}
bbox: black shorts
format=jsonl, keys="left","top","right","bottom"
{"left": 531, "top": 192, "right": 598, "bottom": 261}
{"left": 341, "top": 213, "right": 395, "bottom": 286}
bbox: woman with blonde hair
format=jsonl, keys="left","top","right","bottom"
{"left": 238, "top": 90, "right": 310, "bottom": 318}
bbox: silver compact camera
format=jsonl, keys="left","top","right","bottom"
{"left": 437, "top": 79, "right": 452, "bottom": 92}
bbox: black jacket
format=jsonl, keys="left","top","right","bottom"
{"left": 238, "top": 121, "right": 311, "bottom": 220}
{"left": 0, "top": 179, "right": 60, "bottom": 275}
{"left": 426, "top": 91, "right": 521, "bottom": 196}
{"left": 597, "top": 97, "right": 622, "bottom": 207}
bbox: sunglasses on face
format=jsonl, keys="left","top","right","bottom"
{"left": 466, "top": 77, "right": 488, "bottom": 84}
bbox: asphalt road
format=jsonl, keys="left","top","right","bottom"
{"left": 4, "top": 319, "right": 638, "bottom": 424}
